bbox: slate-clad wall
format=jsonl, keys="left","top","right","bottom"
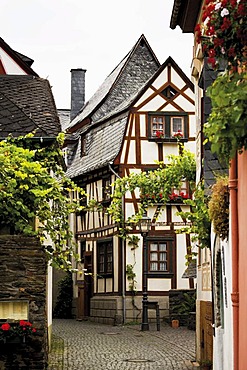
{"left": 0, "top": 236, "right": 47, "bottom": 369}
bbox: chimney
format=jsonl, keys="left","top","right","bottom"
{"left": 70, "top": 68, "right": 86, "bottom": 121}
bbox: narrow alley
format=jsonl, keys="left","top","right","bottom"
{"left": 48, "top": 319, "right": 195, "bottom": 370}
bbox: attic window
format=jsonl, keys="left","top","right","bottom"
{"left": 161, "top": 86, "right": 178, "bottom": 99}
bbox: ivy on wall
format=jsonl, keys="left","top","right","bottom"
{"left": 0, "top": 133, "right": 85, "bottom": 270}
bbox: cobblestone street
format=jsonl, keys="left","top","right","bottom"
{"left": 48, "top": 319, "right": 196, "bottom": 370}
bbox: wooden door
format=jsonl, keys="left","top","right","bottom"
{"left": 200, "top": 301, "right": 213, "bottom": 363}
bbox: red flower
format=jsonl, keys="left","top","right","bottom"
{"left": 213, "top": 38, "right": 224, "bottom": 47}
{"left": 237, "top": 4, "right": 245, "bottom": 16}
{"left": 194, "top": 24, "right": 201, "bottom": 33}
{"left": 206, "top": 26, "right": 215, "bottom": 36}
{"left": 159, "top": 193, "right": 163, "bottom": 198}
{"left": 221, "top": 17, "right": 231, "bottom": 30}
{"left": 208, "top": 49, "right": 216, "bottom": 58}
{"left": 230, "top": 0, "right": 237, "bottom": 6}
{"left": 32, "top": 328, "right": 37, "bottom": 333}
{"left": 1, "top": 323, "right": 10, "bottom": 331}
{"left": 208, "top": 57, "right": 216, "bottom": 68}
{"left": 228, "top": 47, "right": 236, "bottom": 57}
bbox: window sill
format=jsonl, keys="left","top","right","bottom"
{"left": 147, "top": 272, "right": 174, "bottom": 278}
{"left": 148, "top": 138, "right": 188, "bottom": 143}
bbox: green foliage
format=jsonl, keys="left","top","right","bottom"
{"left": 208, "top": 176, "right": 229, "bottom": 240}
{"left": 204, "top": 71, "right": 247, "bottom": 164}
{"left": 177, "top": 182, "right": 211, "bottom": 249}
{"left": 127, "top": 235, "right": 140, "bottom": 250}
{"left": 126, "top": 264, "right": 137, "bottom": 293}
{"left": 171, "top": 292, "right": 196, "bottom": 316}
{"left": 107, "top": 149, "right": 196, "bottom": 233}
{"left": 0, "top": 134, "right": 86, "bottom": 270}
{"left": 53, "top": 272, "right": 73, "bottom": 318}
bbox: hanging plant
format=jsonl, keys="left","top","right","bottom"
{"left": 194, "top": 0, "right": 247, "bottom": 70}
{"left": 208, "top": 176, "right": 229, "bottom": 240}
{"left": 204, "top": 70, "right": 247, "bottom": 164}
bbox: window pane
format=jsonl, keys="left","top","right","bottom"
{"left": 159, "top": 243, "right": 167, "bottom": 251}
{"left": 150, "top": 252, "right": 158, "bottom": 261}
{"left": 150, "top": 262, "right": 158, "bottom": 271}
{"left": 160, "top": 262, "right": 167, "bottom": 271}
{"left": 159, "top": 252, "right": 167, "bottom": 261}
{"left": 150, "top": 243, "right": 158, "bottom": 251}
{"left": 172, "top": 117, "right": 183, "bottom": 133}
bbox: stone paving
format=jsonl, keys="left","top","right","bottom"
{"left": 48, "top": 319, "right": 196, "bottom": 370}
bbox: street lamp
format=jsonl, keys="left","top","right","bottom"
{"left": 138, "top": 215, "right": 151, "bottom": 331}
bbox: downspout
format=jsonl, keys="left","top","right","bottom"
{"left": 108, "top": 163, "right": 126, "bottom": 324}
{"left": 229, "top": 155, "right": 239, "bottom": 370}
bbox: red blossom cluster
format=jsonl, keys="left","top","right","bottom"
{"left": 0, "top": 320, "right": 36, "bottom": 340}
{"left": 155, "top": 130, "right": 164, "bottom": 139}
{"left": 169, "top": 192, "right": 190, "bottom": 201}
{"left": 195, "top": 0, "right": 247, "bottom": 69}
{"left": 173, "top": 130, "right": 183, "bottom": 139}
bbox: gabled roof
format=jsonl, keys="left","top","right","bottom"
{"left": 0, "top": 75, "right": 60, "bottom": 138}
{"left": 66, "top": 35, "right": 161, "bottom": 179}
{"left": 0, "top": 37, "right": 38, "bottom": 76}
{"left": 68, "top": 34, "right": 160, "bottom": 130}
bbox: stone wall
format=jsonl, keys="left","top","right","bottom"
{"left": 0, "top": 236, "right": 47, "bottom": 369}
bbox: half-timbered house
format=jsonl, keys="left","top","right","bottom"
{"left": 66, "top": 35, "right": 196, "bottom": 324}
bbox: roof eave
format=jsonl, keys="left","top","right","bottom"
{"left": 170, "top": 0, "right": 202, "bottom": 32}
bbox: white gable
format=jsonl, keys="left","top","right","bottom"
{"left": 0, "top": 47, "right": 27, "bottom": 75}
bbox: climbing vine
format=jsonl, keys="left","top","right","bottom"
{"left": 107, "top": 149, "right": 196, "bottom": 235}
{"left": 0, "top": 133, "right": 86, "bottom": 270}
{"left": 176, "top": 181, "right": 211, "bottom": 249}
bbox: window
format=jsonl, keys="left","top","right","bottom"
{"left": 97, "top": 239, "right": 113, "bottom": 276}
{"left": 80, "top": 240, "right": 86, "bottom": 263}
{"left": 102, "top": 176, "right": 111, "bottom": 202}
{"left": 150, "top": 116, "right": 165, "bottom": 137}
{"left": 147, "top": 238, "right": 174, "bottom": 276}
{"left": 149, "top": 241, "right": 168, "bottom": 272}
{"left": 171, "top": 117, "right": 184, "bottom": 135}
{"left": 148, "top": 112, "right": 188, "bottom": 140}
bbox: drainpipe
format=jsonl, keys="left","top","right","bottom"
{"left": 229, "top": 155, "right": 239, "bottom": 370}
{"left": 108, "top": 163, "right": 126, "bottom": 324}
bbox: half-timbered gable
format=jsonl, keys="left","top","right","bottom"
{"left": 66, "top": 35, "right": 195, "bottom": 324}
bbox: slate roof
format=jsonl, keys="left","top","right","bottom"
{"left": 66, "top": 35, "right": 160, "bottom": 179}
{"left": 57, "top": 109, "right": 71, "bottom": 131}
{"left": 182, "top": 259, "right": 197, "bottom": 279}
{"left": 0, "top": 75, "right": 60, "bottom": 138}
{"left": 66, "top": 113, "right": 128, "bottom": 178}
{"left": 68, "top": 34, "right": 160, "bottom": 130}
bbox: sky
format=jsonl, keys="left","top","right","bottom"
{"left": 1, "top": 0, "right": 193, "bottom": 109}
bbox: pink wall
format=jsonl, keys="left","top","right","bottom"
{"left": 238, "top": 150, "right": 247, "bottom": 369}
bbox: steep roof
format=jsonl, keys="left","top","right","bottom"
{"left": 66, "top": 113, "right": 128, "bottom": 178}
{"left": 68, "top": 34, "right": 160, "bottom": 130}
{"left": 66, "top": 35, "right": 161, "bottom": 179}
{"left": 0, "top": 37, "right": 38, "bottom": 76}
{"left": 0, "top": 75, "right": 60, "bottom": 138}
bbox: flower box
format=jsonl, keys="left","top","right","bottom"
{"left": 0, "top": 320, "right": 36, "bottom": 344}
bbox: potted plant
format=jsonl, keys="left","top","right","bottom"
{"left": 0, "top": 320, "right": 36, "bottom": 344}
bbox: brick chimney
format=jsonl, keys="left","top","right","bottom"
{"left": 70, "top": 68, "right": 86, "bottom": 121}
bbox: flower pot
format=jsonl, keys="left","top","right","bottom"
{"left": 171, "top": 319, "right": 179, "bottom": 328}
